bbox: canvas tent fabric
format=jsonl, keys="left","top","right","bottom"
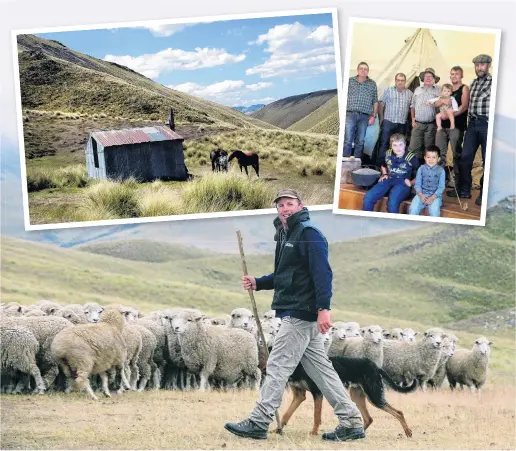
{"left": 363, "top": 28, "right": 450, "bottom": 156}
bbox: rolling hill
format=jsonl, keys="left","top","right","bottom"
{"left": 16, "top": 34, "right": 277, "bottom": 131}
{"left": 287, "top": 95, "right": 340, "bottom": 135}
{"left": 1, "top": 198, "right": 514, "bottom": 377}
{"left": 250, "top": 89, "right": 337, "bottom": 129}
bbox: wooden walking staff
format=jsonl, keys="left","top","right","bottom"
{"left": 236, "top": 230, "right": 284, "bottom": 435}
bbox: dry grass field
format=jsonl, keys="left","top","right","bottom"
{"left": 1, "top": 385, "right": 514, "bottom": 450}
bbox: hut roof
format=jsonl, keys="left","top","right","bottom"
{"left": 90, "top": 126, "right": 183, "bottom": 148}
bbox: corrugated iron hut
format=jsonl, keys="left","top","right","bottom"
{"left": 85, "top": 125, "right": 187, "bottom": 181}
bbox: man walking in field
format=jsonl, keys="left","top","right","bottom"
{"left": 224, "top": 189, "right": 365, "bottom": 442}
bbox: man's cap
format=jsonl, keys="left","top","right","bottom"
{"left": 273, "top": 188, "right": 302, "bottom": 204}
{"left": 419, "top": 67, "right": 440, "bottom": 83}
{"left": 473, "top": 54, "right": 492, "bottom": 64}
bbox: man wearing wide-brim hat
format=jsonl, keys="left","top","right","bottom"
{"left": 407, "top": 68, "right": 441, "bottom": 162}
{"left": 447, "top": 54, "right": 493, "bottom": 206}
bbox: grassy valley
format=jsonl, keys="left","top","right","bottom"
{"left": 2, "top": 201, "right": 514, "bottom": 380}
{"left": 17, "top": 35, "right": 341, "bottom": 224}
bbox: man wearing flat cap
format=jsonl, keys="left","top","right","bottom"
{"left": 408, "top": 68, "right": 441, "bottom": 162}
{"left": 225, "top": 188, "right": 365, "bottom": 443}
{"left": 447, "top": 54, "right": 493, "bottom": 205}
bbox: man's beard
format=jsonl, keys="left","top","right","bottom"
{"left": 476, "top": 69, "right": 488, "bottom": 78}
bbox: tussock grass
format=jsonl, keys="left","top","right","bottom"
{"left": 26, "top": 164, "right": 88, "bottom": 192}
{"left": 136, "top": 183, "right": 184, "bottom": 217}
{"left": 75, "top": 179, "right": 139, "bottom": 220}
{"left": 181, "top": 172, "right": 275, "bottom": 213}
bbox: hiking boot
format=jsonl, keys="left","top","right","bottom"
{"left": 446, "top": 189, "right": 471, "bottom": 199}
{"left": 224, "top": 419, "right": 267, "bottom": 440}
{"left": 322, "top": 425, "right": 366, "bottom": 442}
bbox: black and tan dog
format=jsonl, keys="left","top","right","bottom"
{"left": 278, "top": 355, "right": 416, "bottom": 438}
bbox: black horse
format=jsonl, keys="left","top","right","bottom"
{"left": 228, "top": 150, "right": 259, "bottom": 177}
{"left": 210, "top": 149, "right": 228, "bottom": 172}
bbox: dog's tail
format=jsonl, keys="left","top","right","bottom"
{"left": 378, "top": 368, "right": 418, "bottom": 393}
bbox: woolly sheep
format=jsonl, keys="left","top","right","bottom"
{"left": 24, "top": 308, "right": 47, "bottom": 317}
{"left": 262, "top": 310, "right": 276, "bottom": 320}
{"left": 50, "top": 305, "right": 131, "bottom": 400}
{"left": 170, "top": 309, "right": 261, "bottom": 391}
{"left": 401, "top": 328, "right": 419, "bottom": 342}
{"left": 0, "top": 324, "right": 46, "bottom": 395}
{"left": 332, "top": 321, "right": 361, "bottom": 340}
{"left": 35, "top": 300, "right": 61, "bottom": 315}
{"left": 428, "top": 333, "right": 458, "bottom": 389}
{"left": 54, "top": 306, "right": 88, "bottom": 325}
{"left": 2, "top": 304, "right": 25, "bottom": 316}
{"left": 328, "top": 324, "right": 384, "bottom": 367}
{"left": 120, "top": 306, "right": 160, "bottom": 390}
{"left": 2, "top": 315, "right": 73, "bottom": 391}
{"left": 120, "top": 323, "right": 143, "bottom": 392}
{"left": 83, "top": 302, "right": 104, "bottom": 323}
{"left": 229, "top": 308, "right": 255, "bottom": 333}
{"left": 446, "top": 336, "right": 493, "bottom": 392}
{"left": 383, "top": 328, "right": 403, "bottom": 340}
{"left": 382, "top": 327, "right": 445, "bottom": 390}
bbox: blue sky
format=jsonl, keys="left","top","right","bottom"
{"left": 36, "top": 13, "right": 338, "bottom": 107}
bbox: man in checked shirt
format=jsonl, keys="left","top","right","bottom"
{"left": 447, "top": 54, "right": 493, "bottom": 206}
{"left": 407, "top": 68, "right": 441, "bottom": 163}
{"left": 343, "top": 62, "right": 378, "bottom": 158}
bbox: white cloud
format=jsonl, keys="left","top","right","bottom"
{"left": 168, "top": 80, "right": 273, "bottom": 106}
{"left": 141, "top": 23, "right": 195, "bottom": 37}
{"left": 103, "top": 48, "right": 246, "bottom": 79}
{"left": 246, "top": 82, "right": 273, "bottom": 91}
{"left": 247, "top": 22, "right": 335, "bottom": 79}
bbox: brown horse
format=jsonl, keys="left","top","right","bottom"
{"left": 228, "top": 150, "right": 259, "bottom": 177}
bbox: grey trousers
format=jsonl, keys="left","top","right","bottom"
{"left": 248, "top": 317, "right": 363, "bottom": 430}
{"left": 409, "top": 122, "right": 437, "bottom": 161}
{"left": 435, "top": 128, "right": 464, "bottom": 180}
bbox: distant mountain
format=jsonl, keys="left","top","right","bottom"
{"left": 250, "top": 89, "right": 337, "bottom": 129}
{"left": 232, "top": 104, "right": 265, "bottom": 115}
{"left": 288, "top": 95, "right": 339, "bottom": 135}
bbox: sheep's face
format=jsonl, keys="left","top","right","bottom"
{"left": 441, "top": 338, "right": 455, "bottom": 357}
{"left": 121, "top": 309, "right": 138, "bottom": 323}
{"left": 84, "top": 305, "right": 104, "bottom": 323}
{"left": 423, "top": 329, "right": 444, "bottom": 348}
{"left": 364, "top": 326, "right": 383, "bottom": 344}
{"left": 171, "top": 314, "right": 201, "bottom": 334}
{"left": 474, "top": 338, "right": 492, "bottom": 356}
{"left": 257, "top": 323, "right": 276, "bottom": 347}
{"left": 230, "top": 309, "right": 254, "bottom": 332}
{"left": 401, "top": 328, "right": 418, "bottom": 342}
{"left": 263, "top": 310, "right": 276, "bottom": 321}
{"left": 211, "top": 317, "right": 228, "bottom": 326}
{"left": 332, "top": 325, "right": 348, "bottom": 340}
{"left": 322, "top": 331, "right": 333, "bottom": 353}
{"left": 57, "top": 309, "right": 87, "bottom": 325}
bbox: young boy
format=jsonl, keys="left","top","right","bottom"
{"left": 363, "top": 133, "right": 419, "bottom": 214}
{"left": 426, "top": 83, "right": 459, "bottom": 130}
{"left": 409, "top": 146, "right": 446, "bottom": 217}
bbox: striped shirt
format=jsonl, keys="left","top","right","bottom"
{"left": 411, "top": 85, "right": 441, "bottom": 122}
{"left": 469, "top": 75, "right": 492, "bottom": 120}
{"left": 346, "top": 76, "right": 378, "bottom": 115}
{"left": 381, "top": 86, "right": 413, "bottom": 124}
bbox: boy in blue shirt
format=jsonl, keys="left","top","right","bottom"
{"left": 363, "top": 133, "right": 418, "bottom": 213}
{"left": 409, "top": 146, "right": 446, "bottom": 217}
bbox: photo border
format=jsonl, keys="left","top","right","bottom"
{"left": 11, "top": 7, "right": 341, "bottom": 231}
{"left": 332, "top": 16, "right": 502, "bottom": 227}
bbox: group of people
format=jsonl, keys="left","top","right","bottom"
{"left": 343, "top": 54, "right": 493, "bottom": 216}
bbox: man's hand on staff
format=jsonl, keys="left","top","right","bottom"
{"left": 241, "top": 275, "right": 257, "bottom": 291}
{"left": 317, "top": 309, "right": 332, "bottom": 334}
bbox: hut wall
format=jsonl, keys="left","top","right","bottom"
{"left": 85, "top": 137, "right": 107, "bottom": 179}
{"left": 104, "top": 141, "right": 187, "bottom": 181}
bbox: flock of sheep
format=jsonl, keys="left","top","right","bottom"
{"left": 0, "top": 300, "right": 493, "bottom": 400}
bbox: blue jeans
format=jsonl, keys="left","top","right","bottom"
{"left": 377, "top": 120, "right": 405, "bottom": 165}
{"left": 363, "top": 178, "right": 412, "bottom": 213}
{"left": 409, "top": 194, "right": 442, "bottom": 217}
{"left": 343, "top": 112, "right": 369, "bottom": 158}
